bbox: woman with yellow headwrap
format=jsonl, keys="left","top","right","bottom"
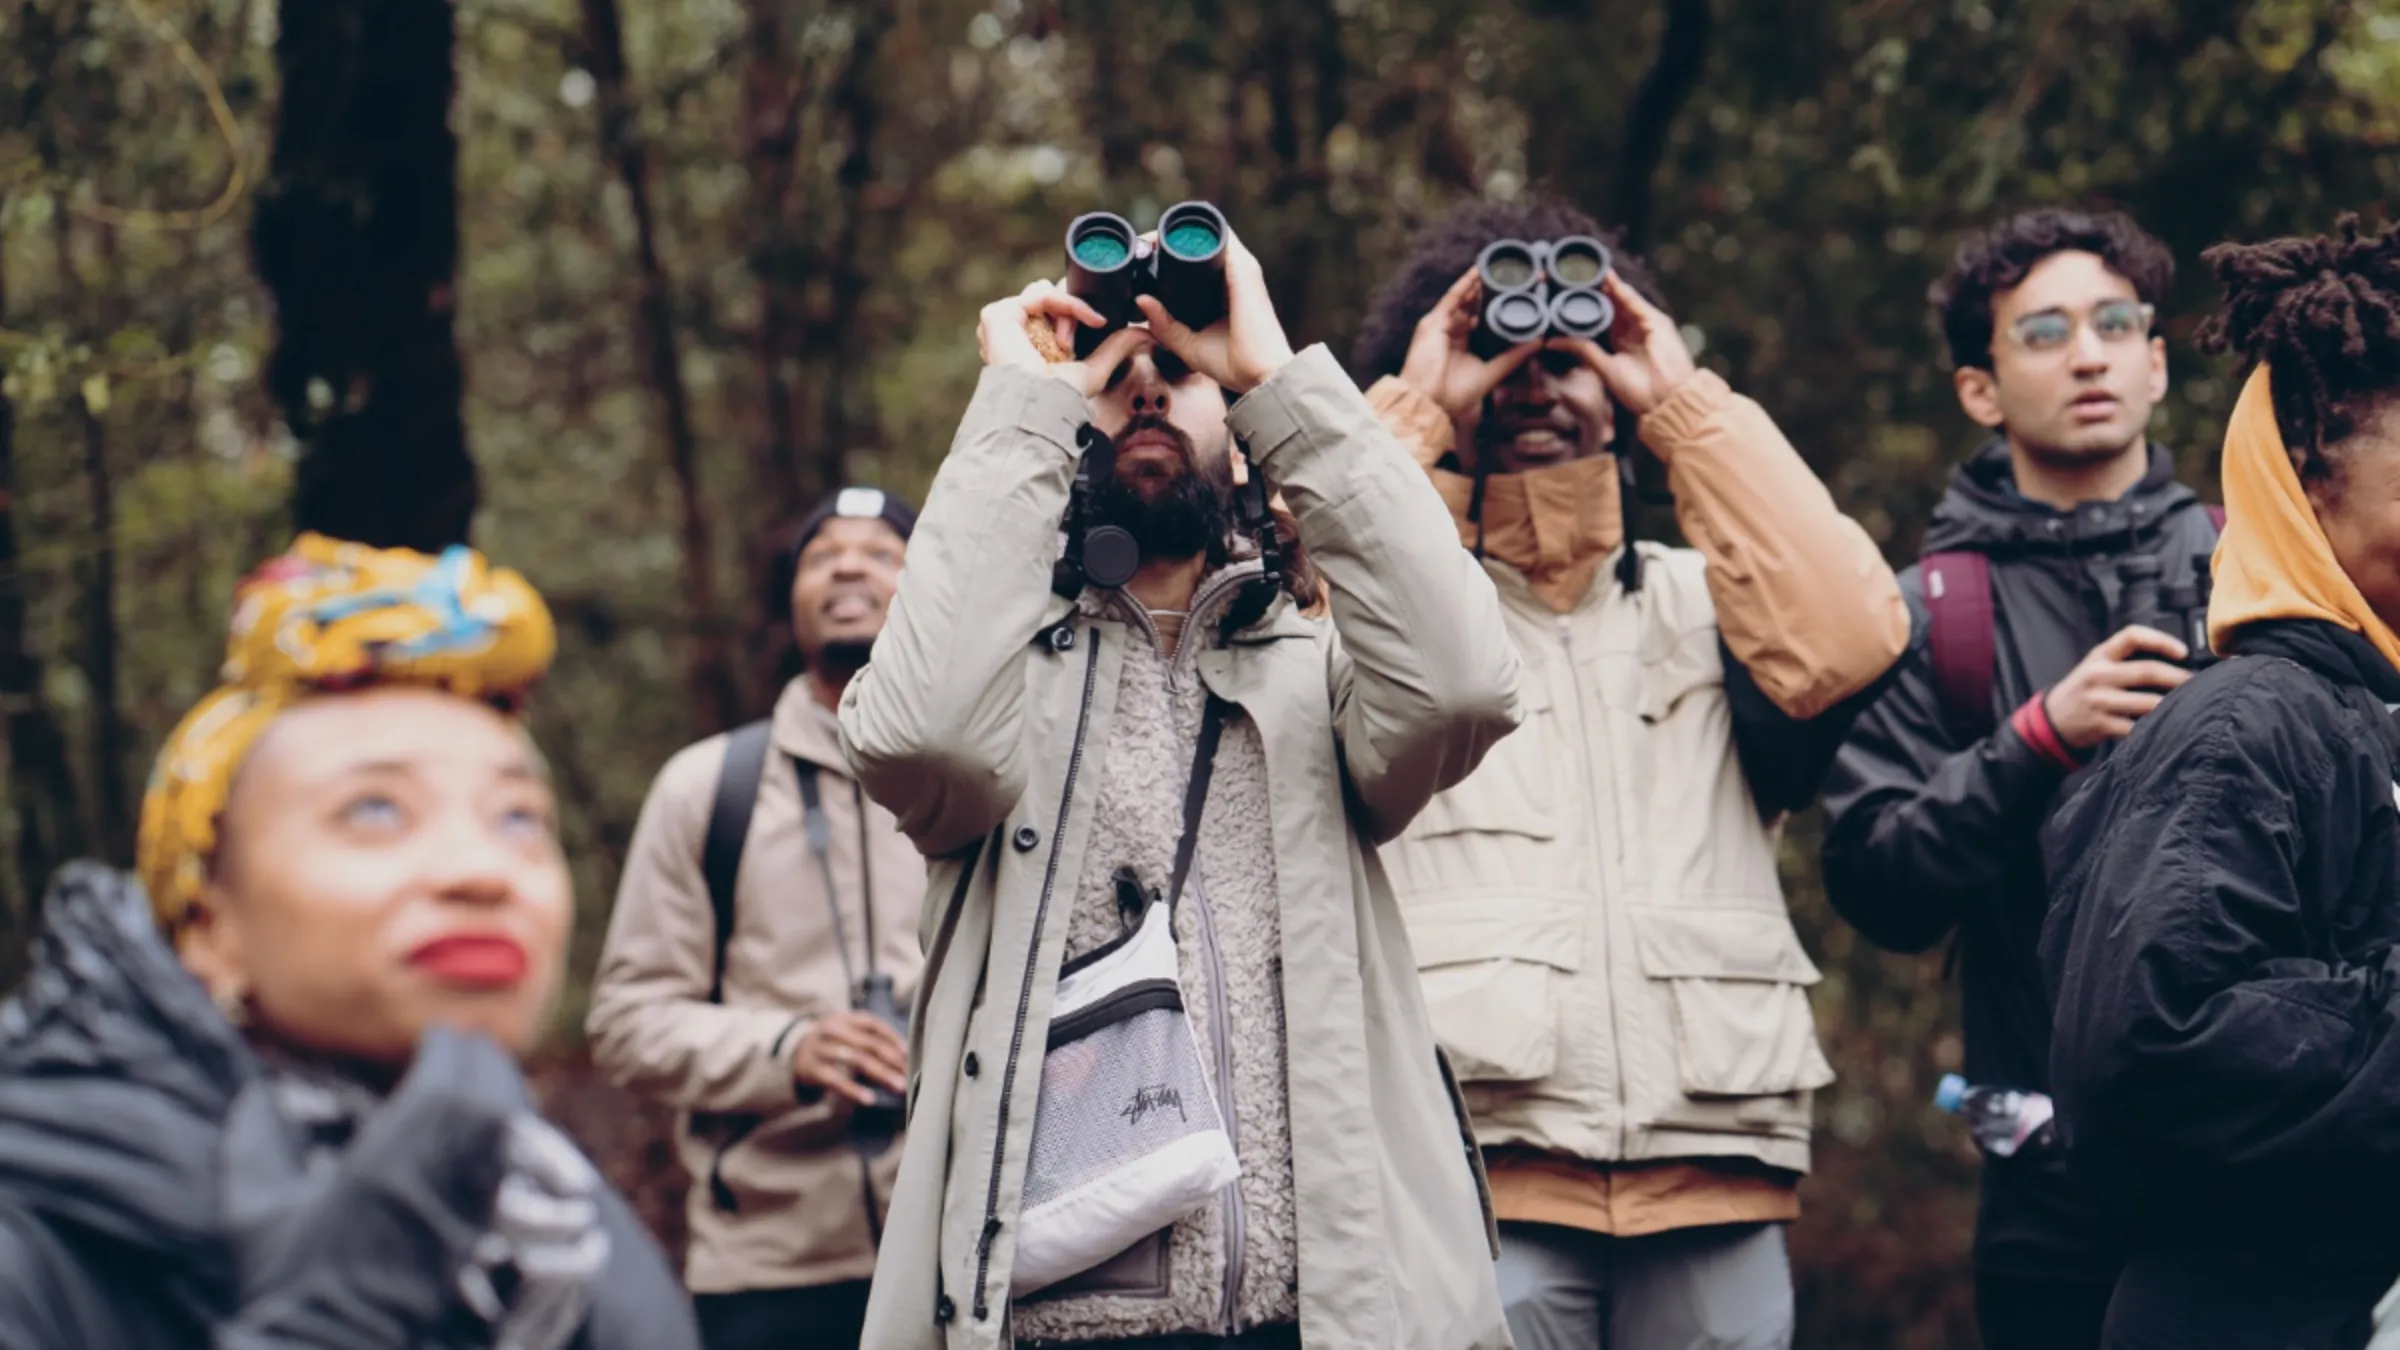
{"left": 0, "top": 534, "right": 699, "bottom": 1350}
{"left": 2042, "top": 217, "right": 2400, "bottom": 1350}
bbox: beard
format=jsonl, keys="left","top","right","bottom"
{"left": 816, "top": 637, "right": 877, "bottom": 675}
{"left": 1091, "top": 418, "right": 1234, "bottom": 563}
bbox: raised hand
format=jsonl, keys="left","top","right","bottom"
{"left": 1547, "top": 270, "right": 1698, "bottom": 419}
{"left": 978, "top": 278, "right": 1153, "bottom": 397}
{"left": 1132, "top": 230, "right": 1296, "bottom": 396}
{"left": 1398, "top": 266, "right": 1540, "bottom": 421}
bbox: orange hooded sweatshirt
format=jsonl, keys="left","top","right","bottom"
{"left": 2209, "top": 364, "right": 2400, "bottom": 668}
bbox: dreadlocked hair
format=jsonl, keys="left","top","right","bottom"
{"left": 2199, "top": 214, "right": 2400, "bottom": 492}
{"left": 1350, "top": 196, "right": 1669, "bottom": 381}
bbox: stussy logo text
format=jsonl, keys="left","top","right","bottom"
{"left": 1122, "top": 1084, "right": 1186, "bottom": 1127}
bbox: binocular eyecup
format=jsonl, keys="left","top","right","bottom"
{"left": 1064, "top": 201, "right": 1231, "bottom": 358}
{"left": 1472, "top": 235, "right": 1616, "bottom": 354}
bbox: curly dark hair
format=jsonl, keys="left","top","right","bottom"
{"left": 2198, "top": 214, "right": 2400, "bottom": 493}
{"left": 1932, "top": 208, "right": 2175, "bottom": 372}
{"left": 1350, "top": 196, "right": 1668, "bottom": 381}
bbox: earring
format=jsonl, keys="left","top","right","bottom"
{"left": 211, "top": 982, "right": 251, "bottom": 1028}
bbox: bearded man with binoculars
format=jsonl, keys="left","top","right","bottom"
{"left": 842, "top": 208, "right": 1521, "bottom": 1349}
{"left": 1355, "top": 196, "right": 1910, "bottom": 1350}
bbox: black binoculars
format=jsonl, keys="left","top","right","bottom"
{"left": 1471, "top": 235, "right": 1617, "bottom": 355}
{"left": 2116, "top": 552, "right": 2218, "bottom": 671}
{"left": 842, "top": 971, "right": 908, "bottom": 1157}
{"left": 1063, "top": 201, "right": 1232, "bottom": 357}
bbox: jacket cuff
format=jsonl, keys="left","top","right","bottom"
{"left": 1636, "top": 369, "right": 1734, "bottom": 449}
{"left": 971, "top": 362, "right": 1092, "bottom": 460}
{"left": 1364, "top": 375, "right": 1456, "bottom": 470}
{"left": 2010, "top": 693, "right": 2089, "bottom": 771}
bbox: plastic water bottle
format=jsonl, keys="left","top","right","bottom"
{"left": 1934, "top": 1072, "right": 2057, "bottom": 1159}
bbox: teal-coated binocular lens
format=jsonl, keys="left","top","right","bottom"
{"left": 1072, "top": 232, "right": 1132, "bottom": 269}
{"left": 1162, "top": 218, "right": 1221, "bottom": 259}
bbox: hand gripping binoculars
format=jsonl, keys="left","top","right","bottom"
{"left": 1062, "top": 201, "right": 1232, "bottom": 357}
{"left": 1471, "top": 235, "right": 1617, "bottom": 355}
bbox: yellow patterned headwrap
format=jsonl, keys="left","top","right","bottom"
{"left": 135, "top": 532, "right": 557, "bottom": 929}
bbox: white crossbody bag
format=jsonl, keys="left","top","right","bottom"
{"left": 1011, "top": 697, "right": 1242, "bottom": 1296}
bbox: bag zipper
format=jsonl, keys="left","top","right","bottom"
{"left": 1189, "top": 871, "right": 1245, "bottom": 1333}
{"left": 972, "top": 626, "right": 1102, "bottom": 1321}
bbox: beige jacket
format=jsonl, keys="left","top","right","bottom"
{"left": 1375, "top": 373, "right": 1909, "bottom": 1175}
{"left": 586, "top": 681, "right": 925, "bottom": 1294}
{"left": 840, "top": 348, "right": 1523, "bottom": 1349}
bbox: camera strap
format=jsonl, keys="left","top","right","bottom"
{"left": 1167, "top": 695, "right": 1232, "bottom": 911}
{"left": 793, "top": 756, "right": 874, "bottom": 991}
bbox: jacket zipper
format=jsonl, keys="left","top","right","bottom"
{"left": 972, "top": 627, "right": 1103, "bottom": 1321}
{"left": 1560, "top": 613, "right": 1632, "bottom": 1157}
{"left": 1188, "top": 871, "right": 1245, "bottom": 1333}
{"left": 1115, "top": 565, "right": 1263, "bottom": 671}
{"left": 1130, "top": 571, "right": 1254, "bottom": 1330}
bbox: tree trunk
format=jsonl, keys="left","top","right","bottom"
{"left": 1615, "top": 0, "right": 1713, "bottom": 254}
{"left": 743, "top": 0, "right": 809, "bottom": 525}
{"left": 806, "top": 1, "right": 894, "bottom": 501}
{"left": 77, "top": 391, "right": 127, "bottom": 865}
{"left": 581, "top": 0, "right": 743, "bottom": 733}
{"left": 254, "top": 0, "right": 477, "bottom": 552}
{"left": 53, "top": 215, "right": 130, "bottom": 867}
{"left": 0, "top": 214, "right": 84, "bottom": 966}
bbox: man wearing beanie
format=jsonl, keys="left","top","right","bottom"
{"left": 589, "top": 486, "right": 925, "bottom": 1350}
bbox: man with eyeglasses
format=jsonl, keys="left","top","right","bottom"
{"left": 1819, "top": 208, "right": 2217, "bottom": 1350}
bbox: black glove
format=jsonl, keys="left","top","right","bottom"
{"left": 217, "top": 1027, "right": 601, "bottom": 1350}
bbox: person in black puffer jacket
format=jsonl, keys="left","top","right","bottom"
{"left": 0, "top": 534, "right": 699, "bottom": 1350}
{"left": 2043, "top": 217, "right": 2400, "bottom": 1350}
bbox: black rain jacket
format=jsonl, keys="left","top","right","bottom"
{"left": 0, "top": 863, "right": 699, "bottom": 1350}
{"left": 1819, "top": 440, "right": 2217, "bottom": 1284}
{"left": 2042, "top": 619, "right": 2400, "bottom": 1350}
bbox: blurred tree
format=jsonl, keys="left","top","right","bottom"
{"left": 253, "top": 0, "right": 476, "bottom": 553}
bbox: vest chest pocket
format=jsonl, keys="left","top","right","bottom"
{"left": 1400, "top": 676, "right": 1558, "bottom": 843}
{"left": 1410, "top": 898, "right": 1583, "bottom": 1083}
{"left": 1631, "top": 906, "right": 1833, "bottom": 1099}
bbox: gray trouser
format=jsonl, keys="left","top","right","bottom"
{"left": 1496, "top": 1220, "right": 1794, "bottom": 1350}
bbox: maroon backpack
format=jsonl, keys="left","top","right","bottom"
{"left": 1921, "top": 504, "right": 2224, "bottom": 743}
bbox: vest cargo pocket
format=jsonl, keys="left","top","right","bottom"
{"left": 1410, "top": 898, "right": 1583, "bottom": 1083}
{"left": 1630, "top": 906, "right": 1834, "bottom": 1099}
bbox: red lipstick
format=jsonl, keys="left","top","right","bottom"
{"left": 407, "top": 934, "right": 529, "bottom": 987}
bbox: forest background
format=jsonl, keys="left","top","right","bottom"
{"left": 7, "top": 1, "right": 2399, "bottom": 1344}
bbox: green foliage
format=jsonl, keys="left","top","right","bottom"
{"left": 9, "top": 1, "right": 2400, "bottom": 1342}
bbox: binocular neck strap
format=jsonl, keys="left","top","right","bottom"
{"left": 1167, "top": 696, "right": 1232, "bottom": 911}
{"left": 793, "top": 756, "right": 874, "bottom": 989}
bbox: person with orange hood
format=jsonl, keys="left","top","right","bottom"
{"left": 2042, "top": 216, "right": 2400, "bottom": 1350}
{"left": 1352, "top": 197, "right": 1909, "bottom": 1350}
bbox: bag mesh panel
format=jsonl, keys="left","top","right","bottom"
{"left": 1022, "top": 1001, "right": 1224, "bottom": 1212}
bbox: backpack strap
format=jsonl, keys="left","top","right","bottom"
{"left": 1922, "top": 550, "right": 1998, "bottom": 744}
{"left": 701, "top": 719, "right": 774, "bottom": 1003}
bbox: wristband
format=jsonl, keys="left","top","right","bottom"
{"left": 2012, "top": 693, "right": 2089, "bottom": 771}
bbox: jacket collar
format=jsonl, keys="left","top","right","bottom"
{"left": 2225, "top": 618, "right": 2400, "bottom": 705}
{"left": 1426, "top": 455, "right": 1623, "bottom": 614}
{"left": 1923, "top": 438, "right": 2200, "bottom": 556}
{"left": 0, "top": 864, "right": 251, "bottom": 1316}
{"left": 771, "top": 677, "right": 849, "bottom": 769}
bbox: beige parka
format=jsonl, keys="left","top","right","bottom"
{"left": 839, "top": 347, "right": 1525, "bottom": 1349}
